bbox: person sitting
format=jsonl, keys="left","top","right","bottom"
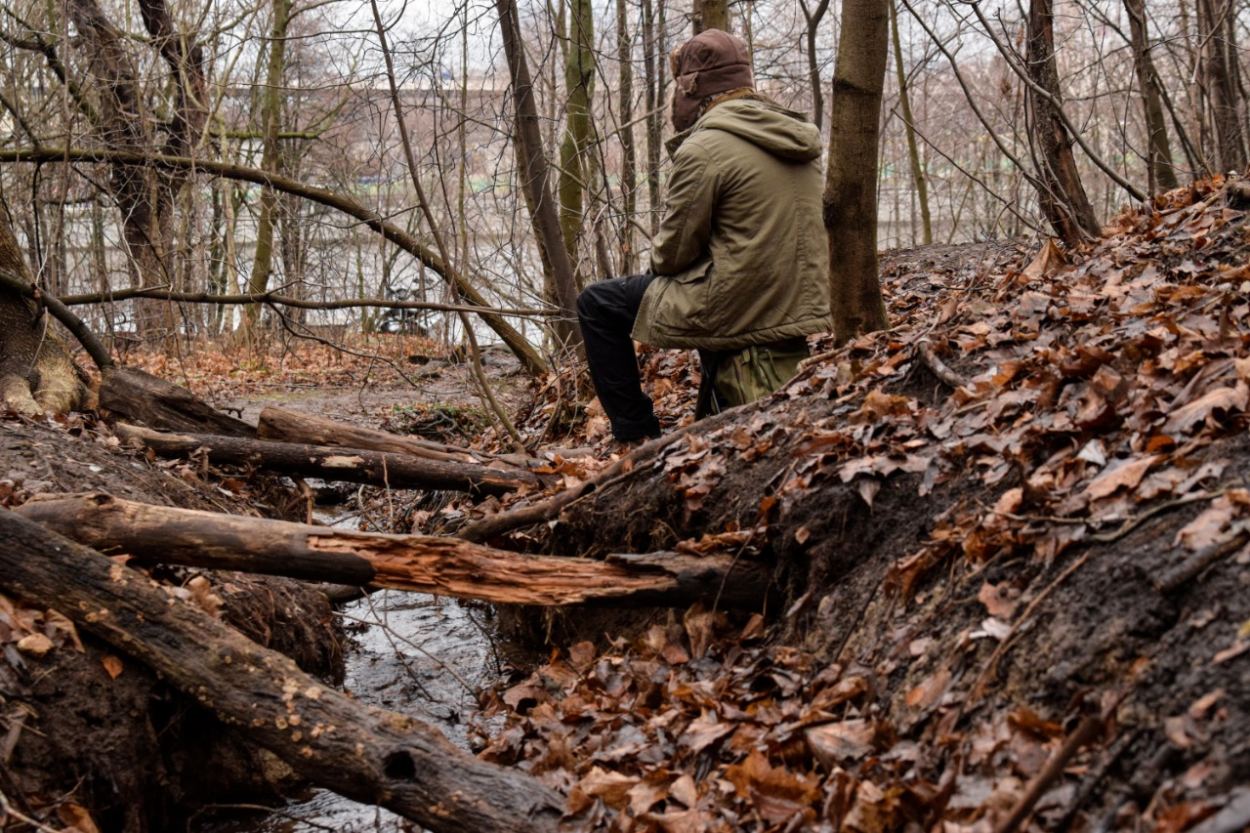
{"left": 576, "top": 28, "right": 832, "bottom": 443}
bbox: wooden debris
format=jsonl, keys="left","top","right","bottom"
{"left": 17, "top": 493, "right": 769, "bottom": 609}
{"left": 113, "top": 422, "right": 541, "bottom": 495}
{"left": 257, "top": 405, "right": 541, "bottom": 471}
{"left": 0, "top": 507, "right": 563, "bottom": 833}
{"left": 100, "top": 367, "right": 256, "bottom": 437}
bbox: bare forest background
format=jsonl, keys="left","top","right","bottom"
{"left": 0, "top": 0, "right": 1244, "bottom": 355}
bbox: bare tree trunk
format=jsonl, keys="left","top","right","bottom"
{"left": 890, "top": 0, "right": 931, "bottom": 244}
{"left": 800, "top": 0, "right": 831, "bottom": 130}
{"left": 65, "top": 0, "right": 207, "bottom": 338}
{"left": 496, "top": 0, "right": 582, "bottom": 351}
{"left": 693, "top": 0, "right": 729, "bottom": 33}
{"left": 558, "top": 0, "right": 595, "bottom": 288}
{"left": 1198, "top": 0, "right": 1247, "bottom": 172}
{"left": 642, "top": 0, "right": 664, "bottom": 236}
{"left": 245, "top": 0, "right": 290, "bottom": 330}
{"left": 617, "top": 0, "right": 639, "bottom": 273}
{"left": 824, "top": 0, "right": 890, "bottom": 341}
{"left": 1025, "top": 0, "right": 1100, "bottom": 246}
{"left": 1123, "top": 0, "right": 1179, "bottom": 191}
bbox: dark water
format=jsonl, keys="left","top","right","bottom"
{"left": 203, "top": 511, "right": 502, "bottom": 832}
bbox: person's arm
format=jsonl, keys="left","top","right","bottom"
{"left": 649, "top": 141, "right": 717, "bottom": 276}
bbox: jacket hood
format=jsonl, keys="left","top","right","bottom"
{"left": 696, "top": 99, "right": 822, "bottom": 163}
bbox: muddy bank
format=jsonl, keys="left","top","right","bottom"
{"left": 1, "top": 416, "right": 344, "bottom": 831}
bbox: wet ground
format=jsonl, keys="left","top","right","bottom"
{"left": 203, "top": 591, "right": 499, "bottom": 833}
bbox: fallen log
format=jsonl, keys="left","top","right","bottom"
{"left": 101, "top": 367, "right": 256, "bottom": 437}
{"left": 17, "top": 493, "right": 769, "bottom": 609}
{"left": 0, "top": 507, "right": 563, "bottom": 833}
{"left": 257, "top": 406, "right": 540, "bottom": 471}
{"left": 114, "top": 423, "right": 542, "bottom": 495}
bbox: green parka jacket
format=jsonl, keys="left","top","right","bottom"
{"left": 631, "top": 98, "right": 832, "bottom": 351}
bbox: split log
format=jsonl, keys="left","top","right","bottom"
{"left": 101, "top": 366, "right": 256, "bottom": 437}
{"left": 17, "top": 493, "right": 769, "bottom": 609}
{"left": 257, "top": 406, "right": 541, "bottom": 471}
{"left": 0, "top": 507, "right": 562, "bottom": 833}
{"left": 114, "top": 423, "right": 543, "bottom": 495}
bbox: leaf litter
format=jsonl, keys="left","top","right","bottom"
{"left": 466, "top": 178, "right": 1250, "bottom": 832}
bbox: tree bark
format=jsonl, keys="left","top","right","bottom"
{"left": 245, "top": 0, "right": 291, "bottom": 329}
{"left": 1197, "top": 0, "right": 1247, "bottom": 172}
{"left": 642, "top": 0, "right": 664, "bottom": 236}
{"left": 1123, "top": 0, "right": 1179, "bottom": 191}
{"left": 692, "top": 0, "right": 730, "bottom": 33}
{"left": 112, "top": 423, "right": 543, "bottom": 495}
{"left": 0, "top": 506, "right": 563, "bottom": 833}
{"left": 17, "top": 493, "right": 768, "bottom": 609}
{"left": 257, "top": 406, "right": 541, "bottom": 470}
{"left": 65, "top": 0, "right": 207, "bottom": 338}
{"left": 1025, "top": 0, "right": 1101, "bottom": 245}
{"left": 617, "top": 0, "right": 639, "bottom": 273}
{"left": 890, "top": 0, "right": 932, "bottom": 243}
{"left": 100, "top": 368, "right": 255, "bottom": 436}
{"left": 801, "top": 0, "right": 831, "bottom": 131}
{"left": 496, "top": 0, "right": 583, "bottom": 351}
{"left": 0, "top": 209, "right": 89, "bottom": 415}
{"left": 559, "top": 0, "right": 596, "bottom": 288}
{"left": 824, "top": 0, "right": 890, "bottom": 341}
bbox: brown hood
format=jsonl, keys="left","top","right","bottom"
{"left": 669, "top": 29, "right": 754, "bottom": 133}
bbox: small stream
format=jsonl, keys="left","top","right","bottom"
{"left": 202, "top": 513, "right": 503, "bottom": 832}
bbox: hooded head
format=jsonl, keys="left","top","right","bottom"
{"left": 669, "top": 29, "right": 754, "bottom": 133}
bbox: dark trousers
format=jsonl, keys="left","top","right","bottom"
{"left": 576, "top": 273, "right": 661, "bottom": 441}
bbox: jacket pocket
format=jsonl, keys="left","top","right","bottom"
{"left": 671, "top": 256, "right": 714, "bottom": 284}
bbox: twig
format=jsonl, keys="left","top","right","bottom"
{"left": 992, "top": 716, "right": 1103, "bottom": 833}
{"left": 1089, "top": 490, "right": 1224, "bottom": 543}
{"left": 0, "top": 790, "right": 61, "bottom": 833}
{"left": 915, "top": 338, "right": 967, "bottom": 388}
{"left": 1156, "top": 528, "right": 1249, "bottom": 593}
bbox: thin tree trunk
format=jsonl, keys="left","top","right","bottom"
{"left": 245, "top": 0, "right": 289, "bottom": 330}
{"left": 801, "top": 0, "right": 831, "bottom": 130}
{"left": 558, "top": 0, "right": 595, "bottom": 289}
{"left": 1025, "top": 0, "right": 1101, "bottom": 245}
{"left": 617, "top": 0, "right": 639, "bottom": 272}
{"left": 824, "top": 0, "right": 890, "bottom": 341}
{"left": 890, "top": 0, "right": 931, "bottom": 244}
{"left": 496, "top": 0, "right": 582, "bottom": 351}
{"left": 693, "top": 0, "right": 729, "bottom": 33}
{"left": 642, "top": 0, "right": 663, "bottom": 235}
{"left": 1123, "top": 0, "right": 1179, "bottom": 191}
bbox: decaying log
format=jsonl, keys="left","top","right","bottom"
{"left": 101, "top": 366, "right": 256, "bottom": 437}
{"left": 114, "top": 423, "right": 542, "bottom": 495}
{"left": 17, "top": 493, "right": 770, "bottom": 609}
{"left": 0, "top": 507, "right": 563, "bottom": 833}
{"left": 257, "top": 406, "right": 540, "bottom": 471}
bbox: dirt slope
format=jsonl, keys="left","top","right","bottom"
{"left": 475, "top": 182, "right": 1250, "bottom": 832}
